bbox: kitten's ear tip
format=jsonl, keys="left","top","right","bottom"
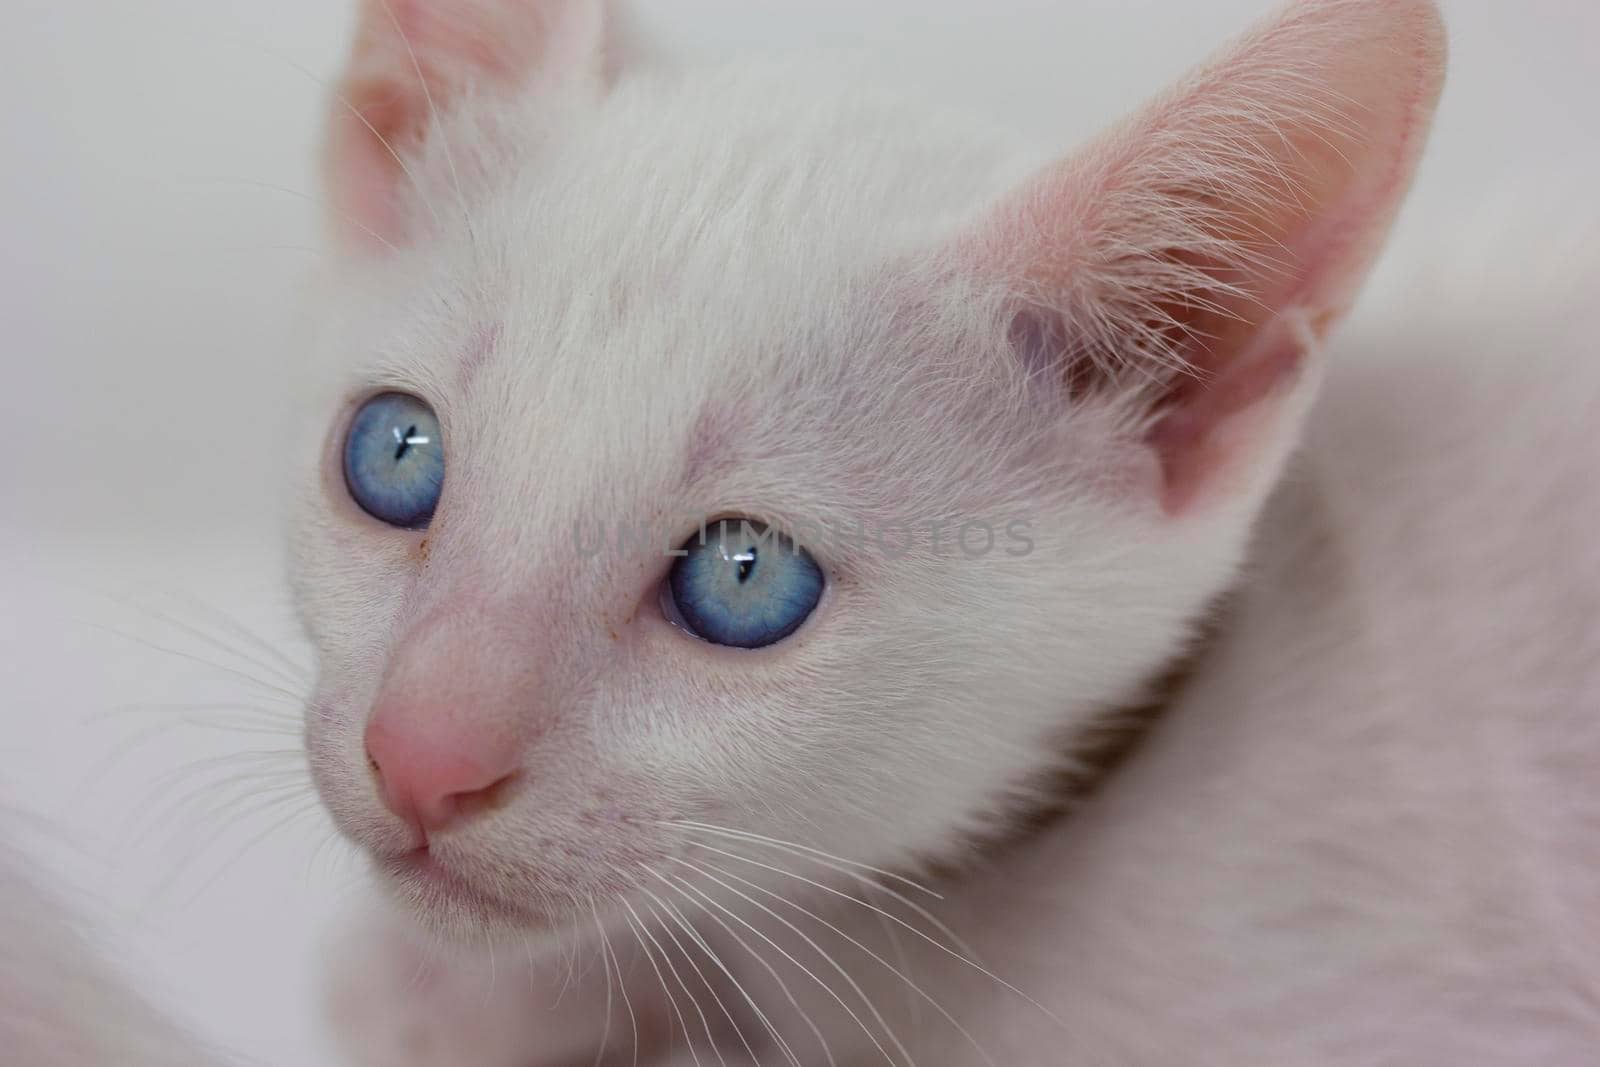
{"left": 1383, "top": 0, "right": 1448, "bottom": 71}
{"left": 1411, "top": 0, "right": 1450, "bottom": 104}
{"left": 1300, "top": 0, "right": 1448, "bottom": 85}
{"left": 324, "top": 0, "right": 633, "bottom": 253}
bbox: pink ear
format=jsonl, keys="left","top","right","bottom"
{"left": 975, "top": 0, "right": 1445, "bottom": 514}
{"left": 324, "top": 0, "right": 627, "bottom": 251}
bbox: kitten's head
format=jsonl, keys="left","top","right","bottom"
{"left": 292, "top": 0, "right": 1443, "bottom": 933}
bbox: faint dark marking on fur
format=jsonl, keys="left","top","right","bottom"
{"left": 895, "top": 590, "right": 1234, "bottom": 887}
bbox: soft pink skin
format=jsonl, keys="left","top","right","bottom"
{"left": 290, "top": 0, "right": 1584, "bottom": 1063}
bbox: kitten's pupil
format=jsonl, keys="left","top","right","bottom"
{"left": 392, "top": 424, "right": 420, "bottom": 461}
{"left": 735, "top": 548, "right": 757, "bottom": 584}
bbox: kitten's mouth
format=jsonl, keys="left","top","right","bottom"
{"left": 380, "top": 847, "right": 534, "bottom": 926}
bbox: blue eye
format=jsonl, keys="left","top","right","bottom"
{"left": 667, "top": 520, "right": 824, "bottom": 649}
{"left": 342, "top": 392, "right": 444, "bottom": 528}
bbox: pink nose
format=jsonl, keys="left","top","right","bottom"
{"left": 364, "top": 713, "right": 519, "bottom": 833}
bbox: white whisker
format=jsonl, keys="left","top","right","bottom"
{"left": 83, "top": 620, "right": 305, "bottom": 702}
{"left": 667, "top": 866, "right": 899, "bottom": 1067}
{"left": 701, "top": 858, "right": 996, "bottom": 1067}
{"left": 551, "top": 911, "right": 579, "bottom": 1009}
{"left": 84, "top": 723, "right": 298, "bottom": 807}
{"left": 221, "top": 34, "right": 443, "bottom": 232}
{"left": 593, "top": 900, "right": 638, "bottom": 1067}
{"left": 111, "top": 599, "right": 306, "bottom": 692}
{"left": 177, "top": 178, "right": 401, "bottom": 256}
{"left": 166, "top": 593, "right": 311, "bottom": 680}
{"left": 622, "top": 899, "right": 700, "bottom": 1067}
{"left": 642, "top": 887, "right": 765, "bottom": 1067}
{"left": 483, "top": 933, "right": 498, "bottom": 1010}
{"left": 683, "top": 842, "right": 1064, "bottom": 1032}
{"left": 677, "top": 836, "right": 978, "bottom": 965}
{"left": 589, "top": 898, "right": 616, "bottom": 1067}
{"left": 639, "top": 896, "right": 729, "bottom": 1067}
{"left": 666, "top": 821, "right": 940, "bottom": 899}
{"left": 123, "top": 754, "right": 308, "bottom": 843}
{"left": 648, "top": 869, "right": 815, "bottom": 1067}
{"left": 870, "top": 881, "right": 922, "bottom": 1029}
{"left": 150, "top": 790, "right": 321, "bottom": 907}
{"left": 126, "top": 769, "right": 307, "bottom": 853}
{"left": 89, "top": 700, "right": 299, "bottom": 726}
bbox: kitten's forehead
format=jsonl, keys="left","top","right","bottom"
{"left": 436, "top": 65, "right": 1014, "bottom": 364}
{"left": 489, "top": 64, "right": 1012, "bottom": 298}
{"left": 339, "top": 66, "right": 1022, "bottom": 565}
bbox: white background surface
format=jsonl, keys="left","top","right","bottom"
{"left": 3, "top": 2, "right": 1597, "bottom": 1063}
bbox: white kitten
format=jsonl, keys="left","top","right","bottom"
{"left": 15, "top": 1, "right": 1596, "bottom": 1064}
{"left": 284, "top": 0, "right": 1494, "bottom": 1063}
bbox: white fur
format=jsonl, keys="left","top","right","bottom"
{"left": 14, "top": 1, "right": 1596, "bottom": 1064}
{"left": 282, "top": 1, "right": 1498, "bottom": 1064}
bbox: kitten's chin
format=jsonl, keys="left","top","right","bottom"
{"left": 375, "top": 849, "right": 547, "bottom": 939}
